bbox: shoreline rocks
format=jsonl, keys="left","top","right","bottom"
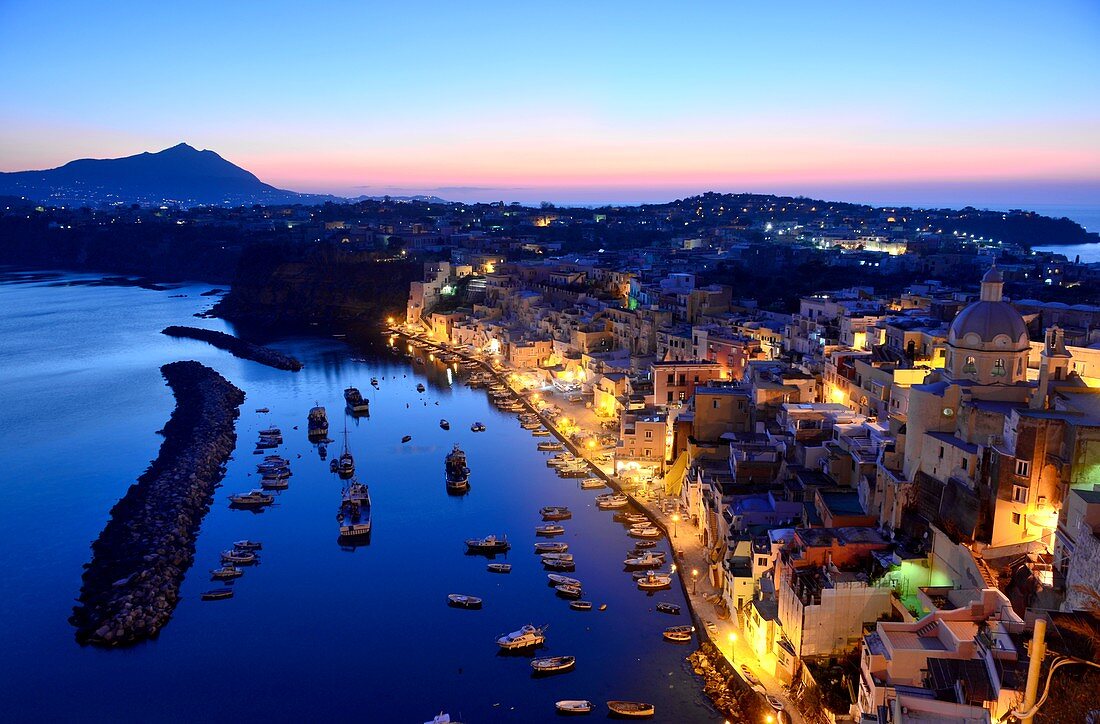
{"left": 162, "top": 325, "right": 302, "bottom": 371}
{"left": 70, "top": 361, "right": 245, "bottom": 647}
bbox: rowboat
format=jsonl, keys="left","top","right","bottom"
{"left": 569, "top": 600, "right": 593, "bottom": 611}
{"left": 220, "top": 549, "right": 256, "bottom": 565}
{"left": 200, "top": 588, "right": 234, "bottom": 601}
{"left": 540, "top": 552, "right": 574, "bottom": 562}
{"left": 543, "top": 558, "right": 575, "bottom": 571}
{"left": 531, "top": 655, "right": 575, "bottom": 673}
{"left": 607, "top": 701, "right": 655, "bottom": 718}
{"left": 447, "top": 594, "right": 483, "bottom": 609}
{"left": 655, "top": 602, "right": 681, "bottom": 615}
{"left": 534, "top": 541, "right": 568, "bottom": 553}
{"left": 465, "top": 535, "right": 510, "bottom": 553}
{"left": 540, "top": 506, "right": 572, "bottom": 521}
{"left": 662, "top": 625, "right": 694, "bottom": 642}
{"left": 233, "top": 540, "right": 262, "bottom": 550}
{"left": 555, "top": 584, "right": 583, "bottom": 599}
{"left": 555, "top": 700, "right": 593, "bottom": 714}
{"left": 548, "top": 574, "right": 581, "bottom": 587}
{"left": 636, "top": 573, "right": 672, "bottom": 591}
{"left": 210, "top": 566, "right": 243, "bottom": 580}
{"left": 535, "top": 524, "right": 565, "bottom": 536}
{"left": 487, "top": 563, "right": 512, "bottom": 573}
{"left": 579, "top": 478, "right": 606, "bottom": 489}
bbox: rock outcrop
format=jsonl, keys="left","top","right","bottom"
{"left": 162, "top": 325, "right": 302, "bottom": 371}
{"left": 70, "top": 361, "right": 244, "bottom": 647}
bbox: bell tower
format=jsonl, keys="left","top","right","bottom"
{"left": 1032, "top": 326, "right": 1072, "bottom": 409}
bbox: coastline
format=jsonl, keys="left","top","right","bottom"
{"left": 162, "top": 325, "right": 303, "bottom": 371}
{"left": 70, "top": 361, "right": 245, "bottom": 647}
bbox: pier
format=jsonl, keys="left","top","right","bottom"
{"left": 70, "top": 361, "right": 245, "bottom": 646}
{"left": 162, "top": 325, "right": 303, "bottom": 371}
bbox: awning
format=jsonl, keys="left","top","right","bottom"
{"left": 663, "top": 451, "right": 688, "bottom": 497}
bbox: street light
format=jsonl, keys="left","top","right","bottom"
{"left": 728, "top": 632, "right": 737, "bottom": 662}
{"left": 691, "top": 568, "right": 699, "bottom": 594}
{"left": 671, "top": 513, "right": 680, "bottom": 538}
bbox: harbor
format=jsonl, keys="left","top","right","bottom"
{"left": 0, "top": 271, "right": 716, "bottom": 722}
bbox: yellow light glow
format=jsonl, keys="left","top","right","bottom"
{"left": 586, "top": 440, "right": 596, "bottom": 449}
{"left": 672, "top": 513, "right": 680, "bottom": 523}
{"left": 728, "top": 632, "right": 736, "bottom": 644}
{"left": 691, "top": 568, "right": 698, "bottom": 577}
{"left": 387, "top": 316, "right": 395, "bottom": 324}
{"left": 830, "top": 386, "right": 846, "bottom": 404}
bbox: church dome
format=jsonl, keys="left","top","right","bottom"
{"left": 948, "top": 301, "right": 1029, "bottom": 350}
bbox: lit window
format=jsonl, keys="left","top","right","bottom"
{"left": 1012, "top": 513, "right": 1022, "bottom": 525}
{"left": 1012, "top": 485, "right": 1028, "bottom": 504}
{"left": 992, "top": 359, "right": 1007, "bottom": 377}
{"left": 963, "top": 356, "right": 977, "bottom": 374}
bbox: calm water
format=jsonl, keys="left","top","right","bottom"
{"left": 0, "top": 270, "right": 715, "bottom": 723}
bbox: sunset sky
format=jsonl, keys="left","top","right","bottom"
{"left": 1, "top": 1, "right": 1098, "bottom": 206}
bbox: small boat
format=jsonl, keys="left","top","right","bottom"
{"left": 531, "top": 655, "right": 575, "bottom": 673}
{"left": 637, "top": 573, "right": 672, "bottom": 591}
{"left": 540, "top": 553, "right": 574, "bottom": 562}
{"left": 401, "top": 435, "right": 413, "bottom": 443}
{"left": 555, "top": 584, "right": 583, "bottom": 600}
{"left": 307, "top": 404, "right": 328, "bottom": 439}
{"left": 534, "top": 541, "right": 568, "bottom": 554}
{"left": 201, "top": 588, "right": 235, "bottom": 601}
{"left": 548, "top": 574, "right": 581, "bottom": 588}
{"left": 439, "top": 419, "right": 450, "bottom": 430}
{"left": 624, "top": 552, "right": 664, "bottom": 569}
{"left": 540, "top": 506, "right": 571, "bottom": 521}
{"left": 629, "top": 526, "right": 661, "bottom": 539}
{"left": 621, "top": 514, "right": 649, "bottom": 524}
{"left": 543, "top": 558, "right": 575, "bottom": 571}
{"left": 655, "top": 602, "right": 681, "bottom": 615}
{"left": 370, "top": 377, "right": 379, "bottom": 387}
{"left": 536, "top": 441, "right": 564, "bottom": 451}
{"left": 569, "top": 600, "right": 593, "bottom": 611}
{"left": 336, "top": 419, "right": 355, "bottom": 477}
{"left": 447, "top": 594, "right": 483, "bottom": 609}
{"left": 257, "top": 464, "right": 290, "bottom": 477}
{"left": 210, "top": 566, "right": 243, "bottom": 580}
{"left": 663, "top": 625, "right": 694, "bottom": 642}
{"left": 260, "top": 476, "right": 289, "bottom": 490}
{"left": 607, "top": 701, "right": 655, "bottom": 718}
{"left": 255, "top": 407, "right": 270, "bottom": 413}
{"left": 496, "top": 624, "right": 546, "bottom": 650}
{"left": 416, "top": 383, "right": 426, "bottom": 392}
{"left": 337, "top": 479, "right": 372, "bottom": 539}
{"left": 535, "top": 524, "right": 565, "bottom": 537}
{"left": 471, "top": 422, "right": 486, "bottom": 432}
{"left": 531, "top": 428, "right": 550, "bottom": 437}
{"left": 233, "top": 540, "right": 262, "bottom": 551}
{"left": 220, "top": 549, "right": 256, "bottom": 565}
{"left": 344, "top": 386, "right": 369, "bottom": 415}
{"left": 597, "top": 496, "right": 629, "bottom": 510}
{"left": 487, "top": 563, "right": 512, "bottom": 573}
{"left": 556, "top": 700, "right": 593, "bottom": 714}
{"left": 445, "top": 443, "right": 470, "bottom": 493}
{"left": 466, "top": 535, "right": 510, "bottom": 553}
{"left": 424, "top": 713, "right": 461, "bottom": 724}
{"left": 634, "top": 540, "right": 658, "bottom": 549}
{"left": 258, "top": 427, "right": 281, "bottom": 437}
{"left": 520, "top": 421, "right": 542, "bottom": 430}
{"left": 580, "top": 478, "right": 606, "bottom": 489}
{"left": 228, "top": 490, "right": 274, "bottom": 508}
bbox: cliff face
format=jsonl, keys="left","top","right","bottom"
{"left": 213, "top": 243, "right": 418, "bottom": 335}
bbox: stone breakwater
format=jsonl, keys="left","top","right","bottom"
{"left": 162, "top": 325, "right": 302, "bottom": 371}
{"left": 687, "top": 643, "right": 771, "bottom": 722}
{"left": 70, "top": 361, "right": 245, "bottom": 647}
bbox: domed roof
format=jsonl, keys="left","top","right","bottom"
{"left": 982, "top": 265, "right": 1004, "bottom": 283}
{"left": 948, "top": 300, "right": 1029, "bottom": 350}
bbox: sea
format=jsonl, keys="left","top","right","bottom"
{"left": 0, "top": 269, "right": 717, "bottom": 723}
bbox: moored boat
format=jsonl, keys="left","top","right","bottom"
{"left": 662, "top": 624, "right": 694, "bottom": 642}
{"left": 337, "top": 479, "right": 372, "bottom": 539}
{"left": 579, "top": 478, "right": 606, "bottom": 489}
{"left": 543, "top": 558, "right": 575, "bottom": 571}
{"left": 486, "top": 563, "right": 512, "bottom": 573}
{"left": 636, "top": 572, "right": 672, "bottom": 591}
{"left": 439, "top": 419, "right": 450, "bottom": 430}
{"left": 445, "top": 443, "right": 471, "bottom": 493}
{"left": 446, "top": 593, "right": 483, "bottom": 609}
{"left": 233, "top": 540, "right": 262, "bottom": 551}
{"left": 534, "top": 541, "right": 568, "bottom": 554}
{"left": 536, "top": 441, "right": 564, "bottom": 451}
{"left": 228, "top": 490, "right": 274, "bottom": 508}
{"left": 471, "top": 422, "right": 486, "bottom": 432}
{"left": 655, "top": 602, "right": 681, "bottom": 615}
{"left": 628, "top": 526, "right": 661, "bottom": 539}
{"left": 466, "top": 534, "right": 510, "bottom": 553}
{"left": 496, "top": 624, "right": 546, "bottom": 650}
{"left": 540, "top": 552, "right": 574, "bottom": 562}
{"left": 260, "top": 476, "right": 289, "bottom": 490}
{"left": 633, "top": 540, "right": 658, "bottom": 549}
{"left": 220, "top": 549, "right": 256, "bottom": 565}
{"left": 401, "top": 435, "right": 412, "bottom": 443}
{"left": 530, "top": 428, "right": 550, "bottom": 437}
{"left": 344, "top": 386, "right": 369, "bottom": 415}
{"left": 569, "top": 600, "right": 593, "bottom": 611}
{"left": 607, "top": 701, "right": 655, "bottom": 718}
{"left": 556, "top": 699, "right": 593, "bottom": 714}
{"left": 555, "top": 584, "right": 583, "bottom": 599}
{"left": 210, "top": 566, "right": 243, "bottom": 580}
{"left": 531, "top": 655, "right": 575, "bottom": 673}
{"left": 596, "top": 494, "right": 629, "bottom": 510}
{"left": 535, "top": 524, "right": 565, "bottom": 536}
{"left": 307, "top": 404, "right": 328, "bottom": 438}
{"left": 624, "top": 552, "right": 664, "bottom": 569}
{"left": 548, "top": 574, "right": 581, "bottom": 588}
{"left": 540, "top": 505, "right": 571, "bottom": 520}
{"left": 201, "top": 588, "right": 235, "bottom": 601}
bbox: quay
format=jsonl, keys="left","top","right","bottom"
{"left": 71, "top": 361, "right": 245, "bottom": 646}
{"left": 391, "top": 326, "right": 804, "bottom": 723}
{"left": 162, "top": 325, "right": 303, "bottom": 371}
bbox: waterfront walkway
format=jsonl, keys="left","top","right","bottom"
{"left": 394, "top": 328, "right": 805, "bottom": 724}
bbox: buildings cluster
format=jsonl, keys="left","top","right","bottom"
{"left": 404, "top": 231, "right": 1100, "bottom": 722}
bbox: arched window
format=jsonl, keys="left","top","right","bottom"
{"left": 963, "top": 356, "right": 977, "bottom": 374}
{"left": 992, "top": 359, "right": 1007, "bottom": 377}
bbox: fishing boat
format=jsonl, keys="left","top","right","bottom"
{"left": 531, "top": 655, "right": 575, "bottom": 673}
{"left": 548, "top": 574, "right": 581, "bottom": 588}
{"left": 629, "top": 526, "right": 661, "bottom": 539}
{"left": 579, "top": 478, "right": 606, "bottom": 490}
{"left": 636, "top": 573, "right": 672, "bottom": 591}
{"left": 233, "top": 539, "right": 262, "bottom": 550}
{"left": 607, "top": 701, "right": 655, "bottom": 718}
{"left": 416, "top": 383, "right": 426, "bottom": 392}
{"left": 255, "top": 407, "right": 270, "bottom": 413}
{"left": 634, "top": 540, "right": 658, "bottom": 549}
{"left": 439, "top": 419, "right": 450, "bottom": 430}
{"left": 558, "top": 466, "right": 589, "bottom": 479}
{"left": 540, "top": 505, "right": 571, "bottom": 521}
{"left": 624, "top": 552, "right": 664, "bottom": 569}
{"left": 535, "top": 524, "right": 565, "bottom": 536}
{"left": 210, "top": 566, "right": 243, "bottom": 580}
{"left": 540, "top": 552, "right": 574, "bottom": 563}
{"left": 495, "top": 624, "right": 546, "bottom": 650}
{"left": 547, "top": 453, "right": 576, "bottom": 467}
{"left": 260, "top": 476, "right": 289, "bottom": 490}
{"left": 228, "top": 490, "right": 274, "bottom": 508}
{"left": 536, "top": 441, "right": 564, "bottom": 451}
{"left": 336, "top": 420, "right": 355, "bottom": 478}
{"left": 201, "top": 588, "right": 235, "bottom": 601}
{"left": 568, "top": 601, "right": 593, "bottom": 611}
{"left": 337, "top": 479, "right": 372, "bottom": 539}
{"left": 621, "top": 513, "right": 649, "bottom": 524}
{"left": 445, "top": 444, "right": 470, "bottom": 493}
{"left": 220, "top": 549, "right": 256, "bottom": 565}
{"left": 655, "top": 602, "right": 681, "bottom": 615}
{"left": 465, "top": 534, "right": 510, "bottom": 553}
{"left": 486, "top": 563, "right": 512, "bottom": 573}
{"left": 543, "top": 558, "right": 575, "bottom": 571}
{"left": 470, "top": 422, "right": 486, "bottom": 432}
{"left": 344, "top": 386, "right": 369, "bottom": 415}
{"left": 663, "top": 625, "right": 694, "bottom": 642}
{"left": 257, "top": 464, "right": 290, "bottom": 477}
{"left": 520, "top": 420, "right": 542, "bottom": 430}
{"left": 446, "top": 594, "right": 483, "bottom": 609}
{"left": 531, "top": 428, "right": 550, "bottom": 437}
{"left": 307, "top": 404, "right": 328, "bottom": 439}
{"left": 534, "top": 541, "right": 568, "bottom": 554}
{"left": 555, "top": 584, "right": 583, "bottom": 600}
{"left": 556, "top": 700, "right": 593, "bottom": 714}
{"left": 596, "top": 494, "right": 629, "bottom": 510}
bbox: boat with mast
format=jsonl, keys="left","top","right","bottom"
{"left": 336, "top": 417, "right": 355, "bottom": 478}
{"left": 445, "top": 443, "right": 470, "bottom": 494}
{"left": 337, "top": 478, "right": 372, "bottom": 540}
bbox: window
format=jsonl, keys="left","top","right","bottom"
{"left": 757, "top": 557, "right": 768, "bottom": 567}
{"left": 963, "top": 356, "right": 977, "bottom": 374}
{"left": 1012, "top": 513, "right": 1022, "bottom": 525}
{"left": 961, "top": 458, "right": 968, "bottom": 470}
{"left": 643, "top": 449, "right": 651, "bottom": 457}
{"left": 644, "top": 430, "right": 652, "bottom": 439}
{"left": 1014, "top": 459, "right": 1031, "bottom": 477}
{"left": 992, "top": 359, "right": 1007, "bottom": 377}
{"left": 667, "top": 373, "right": 674, "bottom": 384}
{"left": 667, "top": 391, "right": 673, "bottom": 403}
{"left": 712, "top": 399, "right": 720, "bottom": 409}
{"left": 939, "top": 446, "right": 945, "bottom": 459}
{"left": 1012, "top": 485, "right": 1028, "bottom": 504}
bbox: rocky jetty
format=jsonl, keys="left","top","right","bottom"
{"left": 70, "top": 361, "right": 245, "bottom": 647}
{"left": 687, "top": 643, "right": 771, "bottom": 722}
{"left": 162, "top": 325, "right": 302, "bottom": 371}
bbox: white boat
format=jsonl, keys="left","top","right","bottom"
{"left": 548, "top": 574, "right": 581, "bottom": 588}
{"left": 597, "top": 494, "right": 629, "bottom": 510}
{"left": 446, "top": 593, "right": 483, "bottom": 609}
{"left": 486, "top": 563, "right": 512, "bottom": 573}
{"left": 228, "top": 490, "right": 274, "bottom": 507}
{"left": 445, "top": 443, "right": 470, "bottom": 493}
{"left": 624, "top": 552, "right": 664, "bottom": 568}
{"left": 636, "top": 573, "right": 672, "bottom": 591}
{"left": 556, "top": 700, "right": 593, "bottom": 714}
{"left": 580, "top": 478, "right": 606, "bottom": 489}
{"left": 535, "top": 524, "right": 565, "bottom": 536}
{"left": 424, "top": 714, "right": 462, "bottom": 724}
{"left": 607, "top": 701, "right": 655, "bottom": 718}
{"left": 568, "top": 600, "right": 593, "bottom": 611}
{"left": 540, "top": 553, "right": 574, "bottom": 562}
{"left": 531, "top": 655, "right": 575, "bottom": 673}
{"left": 536, "top": 441, "right": 564, "bottom": 451}
{"left": 210, "top": 566, "right": 243, "bottom": 580}
{"left": 629, "top": 526, "right": 661, "bottom": 539}
{"left": 496, "top": 624, "right": 546, "bottom": 650}
{"left": 555, "top": 584, "right": 583, "bottom": 599}
{"left": 663, "top": 625, "right": 694, "bottom": 642}
{"left": 337, "top": 479, "right": 372, "bottom": 538}
{"left": 220, "top": 549, "right": 256, "bottom": 565}
{"left": 534, "top": 541, "right": 568, "bottom": 554}
{"left": 543, "top": 558, "right": 575, "bottom": 571}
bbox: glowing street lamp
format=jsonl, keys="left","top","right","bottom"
{"left": 728, "top": 632, "right": 737, "bottom": 661}
{"left": 691, "top": 568, "right": 699, "bottom": 594}
{"left": 672, "top": 513, "right": 680, "bottom": 538}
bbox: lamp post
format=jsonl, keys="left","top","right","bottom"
{"left": 691, "top": 568, "right": 699, "bottom": 595}
{"left": 728, "top": 632, "right": 737, "bottom": 662}
{"left": 672, "top": 513, "right": 680, "bottom": 538}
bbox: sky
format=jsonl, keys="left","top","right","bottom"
{"left": 1, "top": 1, "right": 1099, "bottom": 208}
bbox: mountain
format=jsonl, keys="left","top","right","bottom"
{"left": 0, "top": 143, "right": 336, "bottom": 207}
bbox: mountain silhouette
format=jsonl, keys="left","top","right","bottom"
{"left": 0, "top": 143, "right": 332, "bottom": 206}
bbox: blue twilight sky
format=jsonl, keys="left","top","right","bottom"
{"left": 1, "top": 0, "right": 1098, "bottom": 207}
